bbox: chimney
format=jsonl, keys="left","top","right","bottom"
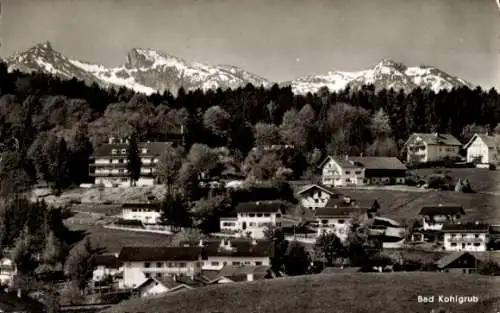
{"left": 438, "top": 204, "right": 442, "bottom": 207}
{"left": 256, "top": 201, "right": 260, "bottom": 205}
{"left": 475, "top": 221, "right": 479, "bottom": 225}
{"left": 246, "top": 273, "right": 254, "bottom": 282}
{"left": 17, "top": 288, "right": 21, "bottom": 299}
{"left": 220, "top": 239, "right": 226, "bottom": 248}
{"left": 360, "top": 153, "right": 363, "bottom": 157}
{"left": 345, "top": 154, "right": 348, "bottom": 160}
{"left": 198, "top": 239, "right": 204, "bottom": 247}
{"left": 251, "top": 239, "right": 257, "bottom": 246}
{"left": 226, "top": 240, "right": 232, "bottom": 248}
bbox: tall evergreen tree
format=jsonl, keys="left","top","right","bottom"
{"left": 126, "top": 134, "right": 142, "bottom": 187}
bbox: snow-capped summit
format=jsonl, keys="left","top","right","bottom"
{"left": 2, "top": 42, "right": 473, "bottom": 95}
{"left": 283, "top": 58, "right": 475, "bottom": 94}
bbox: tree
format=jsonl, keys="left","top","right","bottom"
{"left": 51, "top": 137, "right": 71, "bottom": 193}
{"left": 370, "top": 108, "right": 393, "bottom": 137}
{"left": 283, "top": 241, "right": 310, "bottom": 276}
{"left": 156, "top": 144, "right": 183, "bottom": 194}
{"left": 64, "top": 237, "right": 99, "bottom": 293}
{"left": 42, "top": 230, "right": 67, "bottom": 267}
{"left": 460, "top": 123, "right": 490, "bottom": 143}
{"left": 242, "top": 149, "right": 285, "bottom": 181}
{"left": 263, "top": 225, "right": 288, "bottom": 275}
{"left": 190, "top": 195, "right": 231, "bottom": 234}
{"left": 167, "top": 228, "right": 203, "bottom": 247}
{"left": 68, "top": 122, "right": 93, "bottom": 185}
{"left": 366, "top": 137, "right": 399, "bottom": 157}
{"left": 126, "top": 134, "right": 142, "bottom": 186}
{"left": 203, "top": 105, "right": 231, "bottom": 142}
{"left": 313, "top": 232, "right": 346, "bottom": 266}
{"left": 159, "top": 194, "right": 191, "bottom": 230}
{"left": 254, "top": 123, "right": 281, "bottom": 147}
{"left": 279, "top": 104, "right": 316, "bottom": 151}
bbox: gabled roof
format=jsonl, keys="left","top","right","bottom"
{"left": 347, "top": 157, "right": 407, "bottom": 170}
{"left": 295, "top": 184, "right": 337, "bottom": 196}
{"left": 122, "top": 202, "right": 161, "bottom": 209}
{"left": 435, "top": 252, "right": 482, "bottom": 269}
{"left": 182, "top": 239, "right": 273, "bottom": 258}
{"left": 419, "top": 205, "right": 465, "bottom": 215}
{"left": 118, "top": 247, "right": 201, "bottom": 262}
{"left": 314, "top": 207, "right": 363, "bottom": 218}
{"left": 91, "top": 254, "right": 123, "bottom": 268}
{"left": 320, "top": 156, "right": 361, "bottom": 169}
{"left": 236, "top": 201, "right": 285, "bottom": 214}
{"left": 463, "top": 133, "right": 500, "bottom": 150}
{"left": 135, "top": 276, "right": 196, "bottom": 292}
{"left": 92, "top": 141, "right": 174, "bottom": 158}
{"left": 405, "top": 133, "right": 462, "bottom": 146}
{"left": 207, "top": 265, "right": 271, "bottom": 284}
{"left": 325, "top": 197, "right": 379, "bottom": 210}
{"left": 442, "top": 223, "right": 489, "bottom": 233}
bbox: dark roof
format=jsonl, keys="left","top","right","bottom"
{"left": 296, "top": 184, "right": 337, "bottom": 196}
{"left": 314, "top": 207, "right": 362, "bottom": 218}
{"left": 121, "top": 202, "right": 161, "bottom": 209}
{"left": 490, "top": 225, "right": 500, "bottom": 234}
{"left": 419, "top": 205, "right": 465, "bottom": 215}
{"left": 0, "top": 292, "right": 46, "bottom": 313}
{"left": 406, "top": 133, "right": 462, "bottom": 146}
{"left": 435, "top": 252, "right": 482, "bottom": 269}
{"left": 92, "top": 141, "right": 174, "bottom": 158}
{"left": 441, "top": 223, "right": 489, "bottom": 233}
{"left": 236, "top": 201, "right": 285, "bottom": 214}
{"left": 463, "top": 133, "right": 500, "bottom": 149}
{"left": 91, "top": 254, "right": 123, "bottom": 268}
{"left": 347, "top": 157, "right": 407, "bottom": 170}
{"left": 329, "top": 156, "right": 362, "bottom": 169}
{"left": 325, "top": 197, "right": 378, "bottom": 210}
{"left": 118, "top": 247, "right": 201, "bottom": 262}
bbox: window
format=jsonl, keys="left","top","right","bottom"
{"left": 474, "top": 234, "right": 479, "bottom": 238}
{"left": 211, "top": 262, "right": 220, "bottom": 266}
{"left": 345, "top": 171, "right": 350, "bottom": 174}
{"left": 451, "top": 243, "right": 457, "bottom": 247}
{"left": 257, "top": 213, "right": 263, "bottom": 217}
{"left": 255, "top": 262, "right": 262, "bottom": 266}
{"left": 121, "top": 149, "right": 126, "bottom": 154}
{"left": 232, "top": 262, "right": 240, "bottom": 265}
{"left": 321, "top": 220, "right": 328, "bottom": 224}
{"left": 346, "top": 179, "right": 351, "bottom": 183}
{"left": 355, "top": 171, "right": 361, "bottom": 175}
{"left": 144, "top": 262, "right": 151, "bottom": 268}
{"left": 179, "top": 262, "right": 186, "bottom": 268}
{"left": 156, "top": 262, "right": 163, "bottom": 268}
{"left": 244, "top": 261, "right": 251, "bottom": 265}
{"left": 338, "top": 220, "right": 345, "bottom": 224}
{"left": 112, "top": 149, "right": 117, "bottom": 155}
{"left": 145, "top": 273, "right": 151, "bottom": 278}
{"left": 249, "top": 214, "right": 255, "bottom": 217}
{"left": 276, "top": 214, "right": 281, "bottom": 218}
{"left": 473, "top": 243, "right": 481, "bottom": 247}
{"left": 264, "top": 214, "right": 270, "bottom": 217}
{"left": 166, "top": 262, "right": 172, "bottom": 268}
{"left": 119, "top": 159, "right": 124, "bottom": 163}
{"left": 156, "top": 273, "right": 162, "bottom": 278}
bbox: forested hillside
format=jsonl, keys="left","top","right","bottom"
{"left": 0, "top": 61, "right": 499, "bottom": 194}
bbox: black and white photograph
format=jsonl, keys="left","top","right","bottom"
{"left": 0, "top": 0, "right": 499, "bottom": 312}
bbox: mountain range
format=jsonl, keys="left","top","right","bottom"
{"left": 1, "top": 41, "right": 475, "bottom": 95}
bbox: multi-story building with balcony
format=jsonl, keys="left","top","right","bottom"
{"left": 122, "top": 202, "right": 162, "bottom": 225}
{"left": 89, "top": 137, "right": 175, "bottom": 187}
{"left": 442, "top": 223, "right": 489, "bottom": 252}
{"left": 403, "top": 132, "right": 462, "bottom": 164}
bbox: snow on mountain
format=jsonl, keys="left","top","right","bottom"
{"left": 283, "top": 58, "right": 475, "bottom": 94}
{"left": 2, "top": 43, "right": 474, "bottom": 95}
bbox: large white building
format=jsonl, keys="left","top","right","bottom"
{"left": 295, "top": 184, "right": 338, "bottom": 211}
{"left": 320, "top": 156, "right": 406, "bottom": 187}
{"left": 442, "top": 223, "right": 489, "bottom": 252}
{"left": 122, "top": 202, "right": 162, "bottom": 225}
{"left": 219, "top": 201, "right": 285, "bottom": 239}
{"left": 118, "top": 239, "right": 272, "bottom": 289}
{"left": 403, "top": 132, "right": 462, "bottom": 164}
{"left": 463, "top": 133, "right": 500, "bottom": 165}
{"left": 89, "top": 137, "right": 175, "bottom": 187}
{"left": 91, "top": 254, "right": 123, "bottom": 283}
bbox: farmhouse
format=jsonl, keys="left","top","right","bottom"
{"left": 418, "top": 205, "right": 465, "bottom": 231}
{"left": 442, "top": 223, "right": 489, "bottom": 252}
{"left": 295, "top": 184, "right": 339, "bottom": 211}
{"left": 403, "top": 132, "right": 462, "bottom": 164}
{"left": 122, "top": 202, "right": 162, "bottom": 225}
{"left": 89, "top": 137, "right": 174, "bottom": 187}
{"left": 0, "top": 258, "right": 16, "bottom": 287}
{"left": 313, "top": 207, "right": 361, "bottom": 241}
{"left": 320, "top": 156, "right": 406, "bottom": 187}
{"left": 463, "top": 133, "right": 500, "bottom": 165}
{"left": 435, "top": 252, "right": 483, "bottom": 274}
{"left": 219, "top": 201, "right": 285, "bottom": 239}
{"left": 91, "top": 254, "right": 123, "bottom": 283}
{"left": 118, "top": 239, "right": 272, "bottom": 288}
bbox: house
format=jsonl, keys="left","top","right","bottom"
{"left": 0, "top": 259, "right": 16, "bottom": 287}
{"left": 0, "top": 291, "right": 46, "bottom": 313}
{"left": 435, "top": 252, "right": 483, "bottom": 274}
{"left": 184, "top": 239, "right": 272, "bottom": 271}
{"left": 404, "top": 132, "right": 462, "bottom": 164}
{"left": 442, "top": 223, "right": 489, "bottom": 252}
{"left": 205, "top": 265, "right": 271, "bottom": 284}
{"left": 89, "top": 137, "right": 175, "bottom": 187}
{"left": 122, "top": 202, "right": 162, "bottom": 225}
{"left": 320, "top": 156, "right": 406, "bottom": 187}
{"left": 91, "top": 254, "right": 123, "bottom": 283}
{"left": 118, "top": 239, "right": 272, "bottom": 288}
{"left": 219, "top": 201, "right": 285, "bottom": 239}
{"left": 418, "top": 205, "right": 465, "bottom": 231}
{"left": 295, "top": 184, "right": 339, "bottom": 211}
{"left": 118, "top": 246, "right": 203, "bottom": 289}
{"left": 313, "top": 207, "right": 362, "bottom": 241}
{"left": 463, "top": 133, "right": 500, "bottom": 165}
{"left": 133, "top": 275, "right": 197, "bottom": 298}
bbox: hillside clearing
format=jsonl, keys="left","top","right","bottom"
{"left": 102, "top": 272, "right": 500, "bottom": 313}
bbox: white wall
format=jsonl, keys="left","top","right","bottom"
{"left": 123, "top": 208, "right": 162, "bottom": 225}
{"left": 316, "top": 217, "right": 351, "bottom": 242}
{"left": 466, "top": 138, "right": 496, "bottom": 164}
{"left": 202, "top": 256, "right": 269, "bottom": 271}
{"left": 121, "top": 261, "right": 199, "bottom": 289}
{"left": 298, "top": 188, "right": 332, "bottom": 211}
{"left": 422, "top": 214, "right": 462, "bottom": 231}
{"left": 93, "top": 266, "right": 122, "bottom": 282}
{"left": 443, "top": 233, "right": 487, "bottom": 252}
{"left": 321, "top": 158, "right": 365, "bottom": 187}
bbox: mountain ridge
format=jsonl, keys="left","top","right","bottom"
{"left": 1, "top": 42, "right": 475, "bottom": 95}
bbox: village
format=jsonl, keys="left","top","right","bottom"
{"left": 0, "top": 131, "right": 496, "bottom": 312}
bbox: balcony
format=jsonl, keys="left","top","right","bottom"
{"left": 448, "top": 237, "right": 484, "bottom": 243}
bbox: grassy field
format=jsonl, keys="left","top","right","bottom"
{"left": 102, "top": 272, "right": 500, "bottom": 313}
{"left": 411, "top": 168, "right": 499, "bottom": 193}
{"left": 66, "top": 223, "right": 172, "bottom": 253}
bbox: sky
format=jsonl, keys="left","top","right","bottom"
{"left": 0, "top": 0, "right": 499, "bottom": 88}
